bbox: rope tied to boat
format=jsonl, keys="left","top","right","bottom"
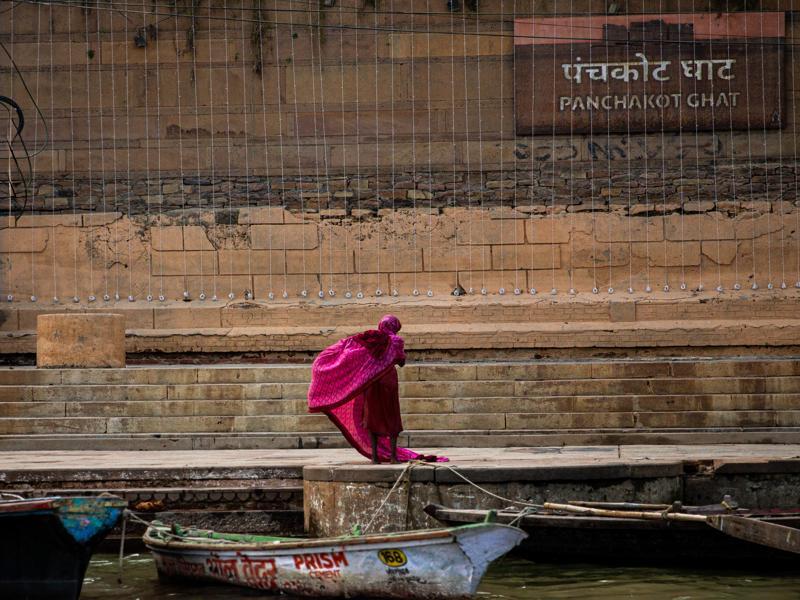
{"left": 438, "top": 463, "right": 544, "bottom": 511}
{"left": 361, "top": 460, "right": 421, "bottom": 534}
{"left": 116, "top": 509, "right": 156, "bottom": 584}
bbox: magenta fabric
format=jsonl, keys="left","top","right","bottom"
{"left": 307, "top": 316, "right": 448, "bottom": 463}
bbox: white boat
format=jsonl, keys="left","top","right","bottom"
{"left": 144, "top": 519, "right": 526, "bottom": 599}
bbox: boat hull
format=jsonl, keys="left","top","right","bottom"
{"left": 146, "top": 523, "right": 526, "bottom": 598}
{"left": 428, "top": 505, "right": 800, "bottom": 568}
{"left": 0, "top": 497, "right": 126, "bottom": 600}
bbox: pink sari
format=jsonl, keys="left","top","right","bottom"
{"left": 307, "top": 317, "right": 447, "bottom": 463}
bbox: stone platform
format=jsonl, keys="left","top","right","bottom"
{"left": 1, "top": 445, "right": 799, "bottom": 538}
{"left": 2, "top": 293, "right": 800, "bottom": 357}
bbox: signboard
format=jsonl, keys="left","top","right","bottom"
{"left": 514, "top": 13, "right": 785, "bottom": 136}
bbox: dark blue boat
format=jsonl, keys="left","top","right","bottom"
{"left": 0, "top": 495, "right": 126, "bottom": 599}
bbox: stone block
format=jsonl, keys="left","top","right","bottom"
{"left": 423, "top": 247, "right": 487, "bottom": 272}
{"left": 355, "top": 248, "right": 423, "bottom": 274}
{"left": 701, "top": 241, "right": 739, "bottom": 265}
{"left": 454, "top": 218, "right": 525, "bottom": 246}
{"left": 218, "top": 250, "right": 285, "bottom": 276}
{"left": 238, "top": 208, "right": 287, "bottom": 225}
{"left": 150, "top": 251, "right": 218, "bottom": 276}
{"left": 36, "top": 313, "right": 125, "bottom": 368}
{"left": 251, "top": 224, "right": 319, "bottom": 250}
{"left": 15, "top": 214, "right": 81, "bottom": 228}
{"left": 734, "top": 213, "right": 784, "bottom": 239}
{"left": 632, "top": 241, "right": 701, "bottom": 267}
{"left": 286, "top": 250, "right": 354, "bottom": 274}
{"left": 183, "top": 226, "right": 216, "bottom": 251}
{"left": 0, "top": 228, "right": 48, "bottom": 253}
{"left": 151, "top": 226, "right": 184, "bottom": 251}
{"left": 493, "top": 245, "right": 556, "bottom": 270}
{"left": 595, "top": 216, "right": 663, "bottom": 242}
{"left": 526, "top": 218, "right": 573, "bottom": 244}
{"left": 571, "top": 238, "right": 628, "bottom": 268}
{"left": 664, "top": 214, "right": 735, "bottom": 241}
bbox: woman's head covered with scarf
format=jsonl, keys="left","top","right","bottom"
{"left": 378, "top": 314, "right": 401, "bottom": 335}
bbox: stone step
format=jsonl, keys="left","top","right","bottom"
{"left": 3, "top": 393, "right": 800, "bottom": 419}
{"left": 4, "top": 376, "right": 800, "bottom": 405}
{"left": 1, "top": 358, "right": 799, "bottom": 386}
{"left": 1, "top": 427, "right": 799, "bottom": 451}
{"left": 3, "top": 410, "right": 800, "bottom": 436}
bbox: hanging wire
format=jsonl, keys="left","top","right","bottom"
{"left": 93, "top": 0, "right": 106, "bottom": 302}
{"left": 337, "top": 0, "right": 350, "bottom": 298}
{"left": 206, "top": 1, "right": 220, "bottom": 301}
{"left": 792, "top": 11, "right": 800, "bottom": 289}
{"left": 152, "top": 0, "right": 166, "bottom": 302}
{"left": 287, "top": 2, "right": 307, "bottom": 298}
{"left": 657, "top": 1, "right": 670, "bottom": 293}
{"left": 774, "top": 5, "right": 787, "bottom": 290}
{"left": 311, "top": 3, "right": 332, "bottom": 299}
{"left": 616, "top": 10, "right": 631, "bottom": 295}
{"left": 475, "top": 7, "right": 487, "bottom": 295}
{"left": 222, "top": 0, "right": 236, "bottom": 300}
{"left": 723, "top": 1, "right": 739, "bottom": 291}
{"left": 706, "top": 4, "right": 723, "bottom": 293}
{"left": 641, "top": 12, "right": 651, "bottom": 294}
{"left": 29, "top": 1, "right": 42, "bottom": 302}
{"left": 759, "top": 11, "right": 773, "bottom": 289}
{"left": 449, "top": 0, "right": 459, "bottom": 295}
{"left": 389, "top": 0, "right": 397, "bottom": 297}
{"left": 278, "top": 0, "right": 292, "bottom": 300}
{"left": 189, "top": 1, "right": 206, "bottom": 301}
{"left": 66, "top": 4, "right": 80, "bottom": 302}
{"left": 677, "top": 2, "right": 687, "bottom": 291}
{"left": 527, "top": 18, "right": 536, "bottom": 296}
{"left": 426, "top": 0, "right": 433, "bottom": 297}
{"left": 511, "top": 0, "right": 520, "bottom": 296}
{"left": 743, "top": 7, "right": 757, "bottom": 290}
{"left": 140, "top": 0, "right": 153, "bottom": 302}
{"left": 373, "top": 0, "right": 382, "bottom": 297}
{"left": 461, "top": 3, "right": 472, "bottom": 294}
{"left": 239, "top": 0, "right": 252, "bottom": 300}
{"left": 48, "top": 2, "right": 58, "bottom": 302}
{"left": 124, "top": 1, "right": 134, "bottom": 301}
{"left": 410, "top": 4, "right": 419, "bottom": 297}
{"left": 175, "top": 3, "right": 189, "bottom": 301}
{"left": 352, "top": 2, "right": 363, "bottom": 298}
{"left": 690, "top": 0, "right": 703, "bottom": 292}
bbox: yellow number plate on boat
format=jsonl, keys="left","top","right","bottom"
{"left": 378, "top": 549, "right": 408, "bottom": 568}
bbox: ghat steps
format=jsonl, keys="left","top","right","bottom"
{"left": 0, "top": 357, "right": 799, "bottom": 449}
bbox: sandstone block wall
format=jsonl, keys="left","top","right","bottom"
{"left": 1, "top": 203, "right": 797, "bottom": 303}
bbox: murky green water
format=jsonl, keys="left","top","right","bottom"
{"left": 82, "top": 554, "right": 800, "bottom": 599}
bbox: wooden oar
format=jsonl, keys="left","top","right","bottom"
{"left": 543, "top": 502, "right": 707, "bottom": 523}
{"left": 544, "top": 502, "right": 800, "bottom": 555}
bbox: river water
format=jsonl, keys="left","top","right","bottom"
{"left": 83, "top": 554, "right": 800, "bottom": 599}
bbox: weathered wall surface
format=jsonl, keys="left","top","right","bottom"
{"left": 2, "top": 1, "right": 800, "bottom": 330}
{"left": 3, "top": 1, "right": 800, "bottom": 210}
{"left": 1, "top": 202, "right": 798, "bottom": 303}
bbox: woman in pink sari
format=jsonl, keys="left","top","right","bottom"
{"left": 307, "top": 315, "right": 447, "bottom": 464}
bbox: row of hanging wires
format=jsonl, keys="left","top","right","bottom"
{"left": 1, "top": 1, "right": 798, "bottom": 301}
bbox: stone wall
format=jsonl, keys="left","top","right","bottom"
{"left": 1, "top": 201, "right": 797, "bottom": 303}
{"left": 2, "top": 1, "right": 800, "bottom": 316}
{"left": 3, "top": 1, "right": 800, "bottom": 211}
